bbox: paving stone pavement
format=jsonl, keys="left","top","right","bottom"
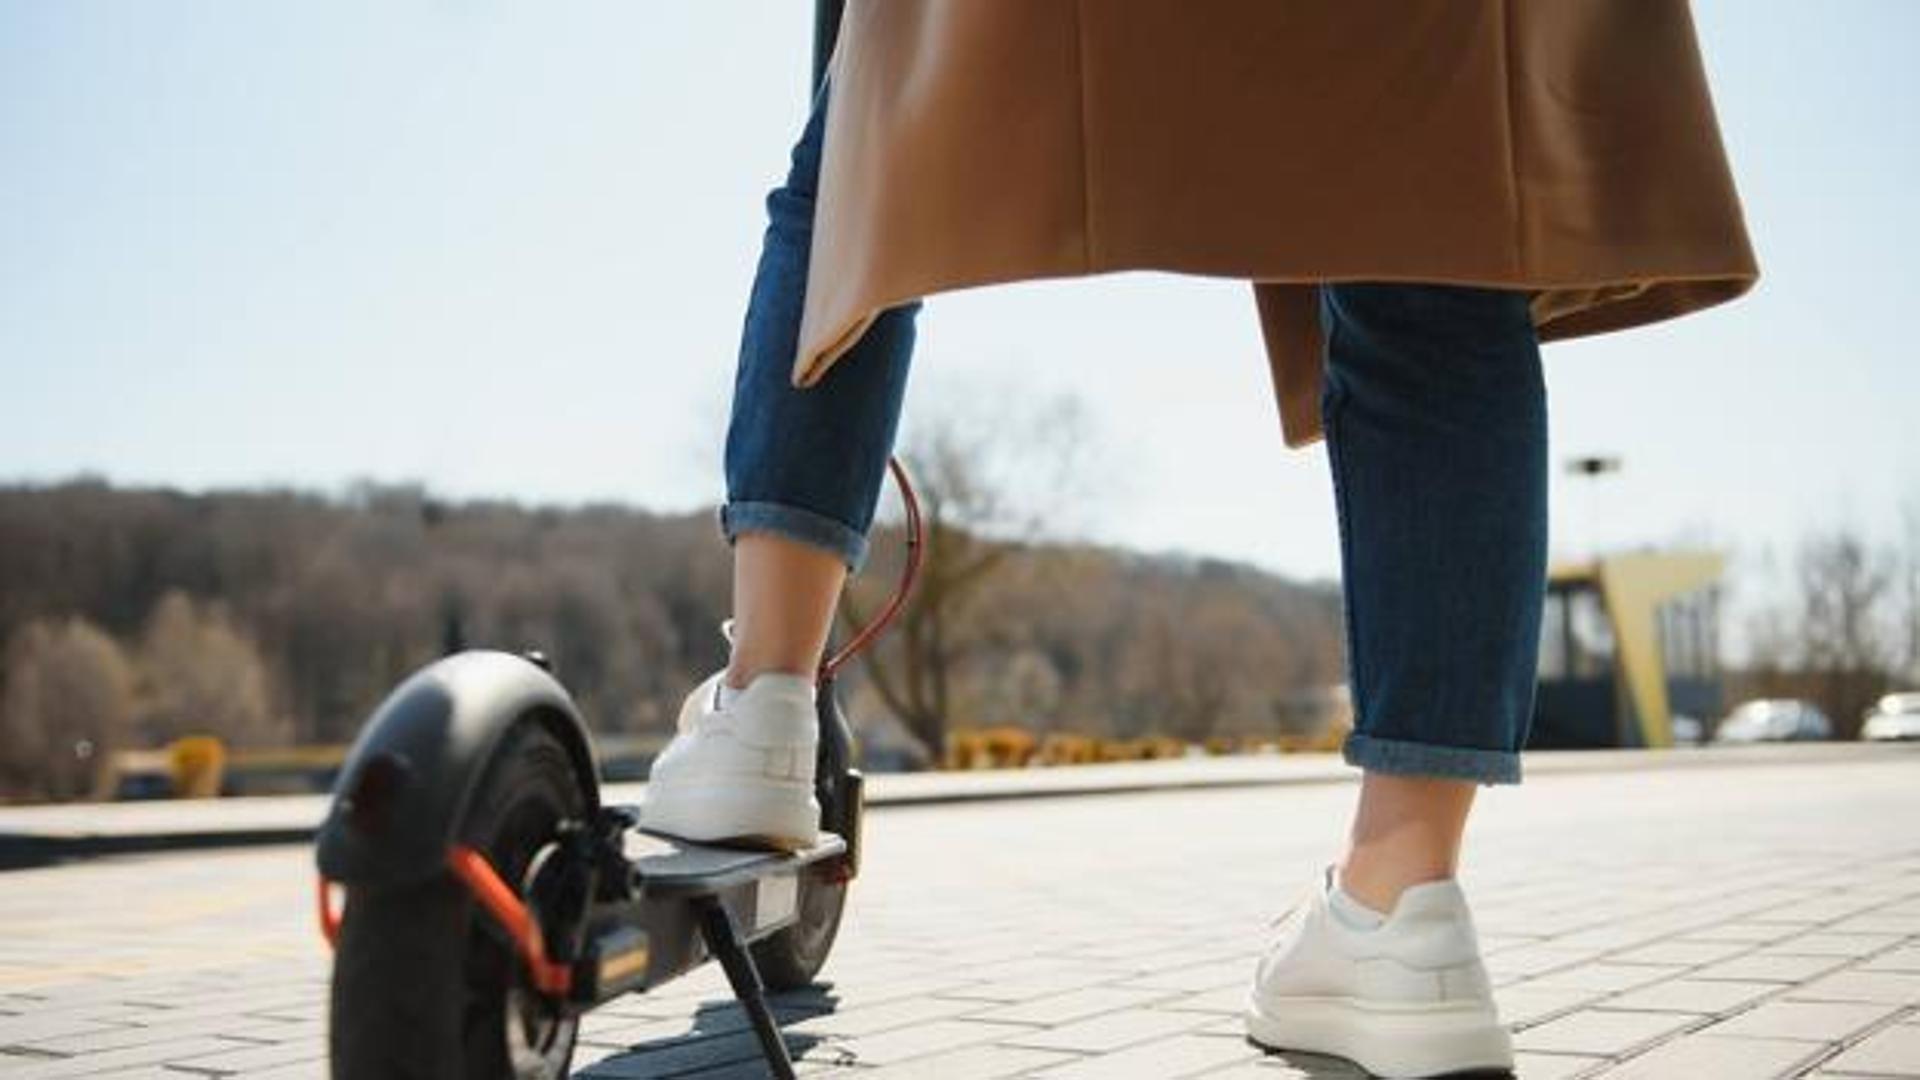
{"left": 1, "top": 752, "right": 1917, "bottom": 1078}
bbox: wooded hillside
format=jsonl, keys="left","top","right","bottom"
{"left": 0, "top": 480, "right": 1346, "bottom": 800}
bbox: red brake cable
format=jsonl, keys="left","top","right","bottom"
{"left": 818, "top": 455, "right": 923, "bottom": 682}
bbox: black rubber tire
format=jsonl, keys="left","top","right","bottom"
{"left": 329, "top": 721, "right": 588, "bottom": 1080}
{"left": 748, "top": 765, "right": 860, "bottom": 992}
{"left": 749, "top": 871, "right": 849, "bottom": 992}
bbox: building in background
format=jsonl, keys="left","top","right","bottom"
{"left": 1529, "top": 551, "right": 1724, "bottom": 749}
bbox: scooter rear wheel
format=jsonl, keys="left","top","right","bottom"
{"left": 749, "top": 869, "right": 848, "bottom": 991}
{"left": 329, "top": 720, "right": 588, "bottom": 1080}
{"left": 748, "top": 767, "right": 859, "bottom": 991}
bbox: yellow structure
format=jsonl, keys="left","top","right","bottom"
{"left": 1542, "top": 550, "right": 1724, "bottom": 749}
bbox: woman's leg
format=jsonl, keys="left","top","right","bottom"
{"left": 720, "top": 83, "right": 919, "bottom": 684}
{"left": 640, "top": 87, "right": 917, "bottom": 847}
{"left": 1318, "top": 282, "right": 1548, "bottom": 910}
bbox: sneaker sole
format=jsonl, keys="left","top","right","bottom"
{"left": 1244, "top": 991, "right": 1513, "bottom": 1078}
{"left": 638, "top": 779, "right": 821, "bottom": 853}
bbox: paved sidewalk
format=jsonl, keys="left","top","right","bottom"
{"left": 1, "top": 749, "right": 1917, "bottom": 1077}
{"left": 0, "top": 743, "right": 1896, "bottom": 865}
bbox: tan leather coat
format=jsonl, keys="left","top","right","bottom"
{"left": 798, "top": 1, "right": 1758, "bottom": 447}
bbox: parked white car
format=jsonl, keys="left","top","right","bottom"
{"left": 1669, "top": 714, "right": 1707, "bottom": 746}
{"left": 1862, "top": 692, "right": 1920, "bottom": 742}
{"left": 1714, "top": 699, "right": 1832, "bottom": 743}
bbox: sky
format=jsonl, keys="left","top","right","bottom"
{"left": 3, "top": 2, "right": 1917, "bottom": 605}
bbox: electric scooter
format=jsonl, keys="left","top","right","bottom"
{"left": 316, "top": 434, "right": 916, "bottom": 1080}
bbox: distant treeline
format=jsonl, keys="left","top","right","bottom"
{"left": 0, "top": 480, "right": 1345, "bottom": 800}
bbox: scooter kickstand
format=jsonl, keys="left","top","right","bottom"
{"left": 692, "top": 893, "right": 797, "bottom": 1079}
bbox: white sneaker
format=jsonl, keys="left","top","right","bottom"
{"left": 1244, "top": 868, "right": 1513, "bottom": 1078}
{"left": 637, "top": 667, "right": 821, "bottom": 851}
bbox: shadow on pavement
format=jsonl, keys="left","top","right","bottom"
{"left": 1246, "top": 1038, "right": 1517, "bottom": 1079}
{"left": 574, "top": 983, "right": 851, "bottom": 1078}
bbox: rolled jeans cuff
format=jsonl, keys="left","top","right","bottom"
{"left": 1342, "top": 732, "right": 1522, "bottom": 786}
{"left": 720, "top": 500, "right": 869, "bottom": 572}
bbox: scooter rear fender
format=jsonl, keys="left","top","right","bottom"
{"left": 314, "top": 650, "right": 600, "bottom": 890}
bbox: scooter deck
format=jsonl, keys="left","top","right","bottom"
{"left": 613, "top": 806, "right": 846, "bottom": 896}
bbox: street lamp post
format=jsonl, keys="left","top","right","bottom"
{"left": 1563, "top": 454, "right": 1623, "bottom": 560}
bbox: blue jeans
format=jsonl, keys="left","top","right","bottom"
{"left": 720, "top": 86, "right": 920, "bottom": 574}
{"left": 722, "top": 89, "right": 1547, "bottom": 784}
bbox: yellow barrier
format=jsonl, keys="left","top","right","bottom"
{"left": 167, "top": 737, "right": 227, "bottom": 799}
{"left": 106, "top": 739, "right": 351, "bottom": 799}
{"left": 99, "top": 719, "right": 1349, "bottom": 798}
{"left": 942, "top": 726, "right": 1038, "bottom": 770}
{"left": 944, "top": 729, "right": 1198, "bottom": 769}
{"left": 941, "top": 725, "right": 1349, "bottom": 770}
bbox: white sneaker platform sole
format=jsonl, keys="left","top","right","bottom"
{"left": 638, "top": 778, "right": 820, "bottom": 853}
{"left": 1245, "top": 992, "right": 1513, "bottom": 1078}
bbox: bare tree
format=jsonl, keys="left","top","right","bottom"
{"left": 1794, "top": 528, "right": 1897, "bottom": 738}
{"left": 139, "top": 591, "right": 286, "bottom": 748}
{"left": 0, "top": 617, "right": 137, "bottom": 800}
{"left": 1116, "top": 584, "right": 1264, "bottom": 742}
{"left": 841, "top": 389, "right": 1093, "bottom": 757}
{"left": 1103, "top": 557, "right": 1338, "bottom": 744}
{"left": 1899, "top": 495, "right": 1920, "bottom": 687}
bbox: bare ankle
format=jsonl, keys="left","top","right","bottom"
{"left": 1337, "top": 771, "right": 1475, "bottom": 914}
{"left": 723, "top": 657, "right": 812, "bottom": 690}
{"left": 1337, "top": 855, "right": 1453, "bottom": 915}
{"left": 727, "top": 533, "right": 845, "bottom": 692}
